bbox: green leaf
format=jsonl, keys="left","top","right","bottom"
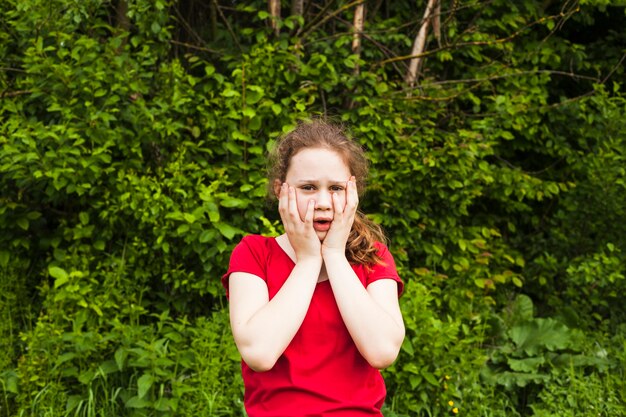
{"left": 401, "top": 339, "right": 415, "bottom": 356}
{"left": 0, "top": 250, "right": 9, "bottom": 268}
{"left": 126, "top": 395, "right": 150, "bottom": 408}
{"left": 216, "top": 222, "right": 239, "bottom": 239}
{"left": 420, "top": 369, "right": 439, "bottom": 386}
{"left": 115, "top": 348, "right": 127, "bottom": 370}
{"left": 199, "top": 229, "right": 217, "bottom": 243}
{"left": 137, "top": 373, "right": 154, "bottom": 398}
{"left": 245, "top": 86, "right": 264, "bottom": 105}
{"left": 49, "top": 266, "right": 69, "bottom": 287}
{"left": 242, "top": 107, "right": 256, "bottom": 118}
{"left": 511, "top": 294, "right": 534, "bottom": 322}
{"left": 17, "top": 218, "right": 29, "bottom": 230}
{"left": 509, "top": 318, "right": 572, "bottom": 355}
{"left": 220, "top": 197, "right": 247, "bottom": 208}
{"left": 508, "top": 357, "right": 545, "bottom": 372}
{"left": 2, "top": 371, "right": 18, "bottom": 394}
{"left": 98, "top": 360, "right": 119, "bottom": 374}
{"left": 26, "top": 211, "right": 42, "bottom": 220}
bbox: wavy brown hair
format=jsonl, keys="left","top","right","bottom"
{"left": 267, "top": 119, "right": 387, "bottom": 266}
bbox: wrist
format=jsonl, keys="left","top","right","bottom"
{"left": 322, "top": 248, "right": 347, "bottom": 262}
{"left": 296, "top": 253, "right": 323, "bottom": 265}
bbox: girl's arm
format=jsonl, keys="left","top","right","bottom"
{"left": 229, "top": 184, "right": 322, "bottom": 372}
{"left": 323, "top": 254, "right": 404, "bottom": 369}
{"left": 229, "top": 257, "right": 321, "bottom": 372}
{"left": 322, "top": 177, "right": 405, "bottom": 369}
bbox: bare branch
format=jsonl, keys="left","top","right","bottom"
{"left": 301, "top": 0, "right": 364, "bottom": 40}
{"left": 432, "top": 1, "right": 441, "bottom": 47}
{"left": 269, "top": 0, "right": 281, "bottom": 36}
{"left": 291, "top": 0, "right": 304, "bottom": 17}
{"left": 352, "top": 2, "right": 365, "bottom": 75}
{"left": 351, "top": 2, "right": 365, "bottom": 54}
{"left": 169, "top": 40, "right": 221, "bottom": 54}
{"left": 116, "top": 0, "right": 130, "bottom": 32}
{"left": 213, "top": 0, "right": 242, "bottom": 51}
{"left": 405, "top": 0, "right": 438, "bottom": 87}
{"left": 383, "top": 8, "right": 579, "bottom": 69}
{"left": 1, "top": 90, "right": 32, "bottom": 98}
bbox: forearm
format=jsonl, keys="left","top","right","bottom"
{"left": 324, "top": 253, "right": 405, "bottom": 369}
{"left": 231, "top": 258, "right": 322, "bottom": 371}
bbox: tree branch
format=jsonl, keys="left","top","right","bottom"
{"left": 300, "top": 0, "right": 364, "bottom": 40}
{"left": 269, "top": 0, "right": 281, "bottom": 36}
{"left": 405, "top": 0, "right": 438, "bottom": 87}
{"left": 213, "top": 0, "right": 242, "bottom": 52}
{"left": 351, "top": 2, "right": 365, "bottom": 75}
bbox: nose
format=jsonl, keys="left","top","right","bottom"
{"left": 315, "top": 189, "right": 333, "bottom": 210}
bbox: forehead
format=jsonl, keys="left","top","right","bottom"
{"left": 286, "top": 147, "right": 351, "bottom": 179}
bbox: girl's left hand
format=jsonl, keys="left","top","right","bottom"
{"left": 322, "top": 176, "right": 358, "bottom": 257}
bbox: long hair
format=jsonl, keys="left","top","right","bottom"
{"left": 267, "top": 119, "right": 387, "bottom": 266}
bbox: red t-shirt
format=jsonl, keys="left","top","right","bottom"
{"left": 222, "top": 235, "right": 403, "bottom": 417}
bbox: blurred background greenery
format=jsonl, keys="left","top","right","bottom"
{"left": 1, "top": 0, "right": 624, "bottom": 415}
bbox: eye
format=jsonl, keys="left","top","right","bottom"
{"left": 300, "top": 184, "right": 316, "bottom": 191}
{"left": 330, "top": 185, "right": 345, "bottom": 192}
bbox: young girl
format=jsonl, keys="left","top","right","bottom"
{"left": 222, "top": 120, "right": 404, "bottom": 417}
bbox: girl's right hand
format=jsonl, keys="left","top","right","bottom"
{"left": 278, "top": 183, "right": 321, "bottom": 262}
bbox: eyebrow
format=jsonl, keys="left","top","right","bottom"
{"left": 295, "top": 179, "right": 347, "bottom": 184}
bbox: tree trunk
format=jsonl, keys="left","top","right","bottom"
{"left": 352, "top": 2, "right": 365, "bottom": 75}
{"left": 116, "top": 0, "right": 130, "bottom": 32}
{"left": 432, "top": 1, "right": 441, "bottom": 47}
{"left": 291, "top": 0, "right": 304, "bottom": 17}
{"left": 405, "top": 0, "right": 438, "bottom": 87}
{"left": 269, "top": 0, "right": 281, "bottom": 36}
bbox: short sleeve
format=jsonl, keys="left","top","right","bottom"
{"left": 366, "top": 242, "right": 404, "bottom": 296}
{"left": 221, "top": 235, "right": 268, "bottom": 298}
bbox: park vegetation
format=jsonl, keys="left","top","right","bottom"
{"left": 1, "top": 0, "right": 625, "bottom": 416}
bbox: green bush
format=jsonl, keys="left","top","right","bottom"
{"left": 1, "top": 1, "right": 625, "bottom": 416}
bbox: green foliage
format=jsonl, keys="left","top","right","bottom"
{"left": 1, "top": 0, "right": 625, "bottom": 416}
{"left": 480, "top": 295, "right": 620, "bottom": 413}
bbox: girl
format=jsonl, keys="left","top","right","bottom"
{"left": 222, "top": 120, "right": 404, "bottom": 417}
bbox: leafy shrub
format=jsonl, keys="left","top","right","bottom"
{"left": 1, "top": 1, "right": 625, "bottom": 416}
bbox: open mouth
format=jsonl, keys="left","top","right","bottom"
{"left": 313, "top": 219, "right": 332, "bottom": 231}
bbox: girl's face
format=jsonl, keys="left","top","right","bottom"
{"left": 280, "top": 147, "right": 352, "bottom": 241}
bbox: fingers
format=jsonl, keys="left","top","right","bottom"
{"left": 288, "top": 185, "right": 299, "bottom": 220}
{"left": 348, "top": 175, "right": 359, "bottom": 207}
{"left": 304, "top": 198, "right": 315, "bottom": 225}
{"left": 341, "top": 176, "right": 358, "bottom": 217}
{"left": 278, "top": 183, "right": 314, "bottom": 228}
{"left": 332, "top": 188, "right": 343, "bottom": 215}
{"left": 278, "top": 184, "right": 298, "bottom": 233}
{"left": 278, "top": 183, "right": 288, "bottom": 222}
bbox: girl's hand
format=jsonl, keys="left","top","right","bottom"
{"left": 278, "top": 183, "right": 322, "bottom": 262}
{"left": 322, "top": 176, "right": 358, "bottom": 257}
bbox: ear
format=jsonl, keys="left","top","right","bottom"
{"left": 273, "top": 179, "right": 282, "bottom": 198}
